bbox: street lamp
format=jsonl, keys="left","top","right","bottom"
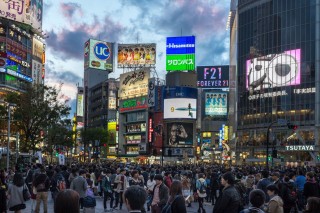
{"left": 7, "top": 103, "right": 16, "bottom": 172}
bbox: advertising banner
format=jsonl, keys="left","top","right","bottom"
{"left": 166, "top": 36, "right": 195, "bottom": 71}
{"left": 119, "top": 96, "right": 148, "bottom": 112}
{"left": 166, "top": 54, "right": 195, "bottom": 71}
{"left": 164, "top": 98, "right": 197, "bottom": 119}
{"left": 0, "top": 0, "right": 43, "bottom": 30}
{"left": 108, "top": 122, "right": 116, "bottom": 144}
{"left": 204, "top": 92, "right": 228, "bottom": 116}
{"left": 165, "top": 147, "right": 194, "bottom": 157}
{"left": 246, "top": 49, "right": 301, "bottom": 91}
{"left": 76, "top": 94, "right": 84, "bottom": 117}
{"left": 148, "top": 78, "right": 155, "bottom": 107}
{"left": 84, "top": 39, "right": 113, "bottom": 71}
{"left": 119, "top": 68, "right": 150, "bottom": 99}
{"left": 163, "top": 87, "right": 197, "bottom": 99}
{"left": 108, "top": 97, "right": 116, "bottom": 110}
{"left": 32, "top": 38, "right": 44, "bottom": 62}
{"left": 32, "top": 60, "right": 42, "bottom": 84}
{"left": 167, "top": 122, "right": 193, "bottom": 145}
{"left": 118, "top": 43, "right": 156, "bottom": 67}
{"left": 197, "top": 66, "right": 230, "bottom": 88}
{"left": 154, "top": 86, "right": 164, "bottom": 112}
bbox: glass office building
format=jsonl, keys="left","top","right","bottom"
{"left": 233, "top": 0, "right": 320, "bottom": 164}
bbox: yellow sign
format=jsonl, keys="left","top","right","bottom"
{"left": 224, "top": 126, "right": 229, "bottom": 140}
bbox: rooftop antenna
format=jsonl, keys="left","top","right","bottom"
{"left": 181, "top": 28, "right": 182, "bottom": 36}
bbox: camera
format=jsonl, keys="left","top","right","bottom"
{"left": 247, "top": 49, "right": 300, "bottom": 91}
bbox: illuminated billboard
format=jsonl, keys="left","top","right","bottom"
{"left": 246, "top": 49, "right": 301, "bottom": 91}
{"left": 0, "top": 0, "right": 43, "bottom": 30}
{"left": 204, "top": 92, "right": 228, "bottom": 116}
{"left": 118, "top": 43, "right": 156, "bottom": 67}
{"left": 108, "top": 97, "right": 116, "bottom": 109}
{"left": 197, "top": 66, "right": 229, "bottom": 89}
{"left": 76, "top": 94, "right": 84, "bottom": 117}
{"left": 119, "top": 68, "right": 150, "bottom": 100}
{"left": 32, "top": 38, "right": 45, "bottom": 62}
{"left": 119, "top": 96, "right": 148, "bottom": 112}
{"left": 167, "top": 122, "right": 193, "bottom": 145}
{"left": 108, "top": 122, "right": 116, "bottom": 144}
{"left": 164, "top": 98, "right": 197, "bottom": 119}
{"left": 84, "top": 39, "right": 113, "bottom": 71}
{"left": 32, "top": 60, "right": 42, "bottom": 85}
{"left": 166, "top": 36, "right": 195, "bottom": 71}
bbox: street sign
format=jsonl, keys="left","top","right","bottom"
{"left": 277, "top": 119, "right": 287, "bottom": 125}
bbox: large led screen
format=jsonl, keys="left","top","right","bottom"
{"left": 164, "top": 98, "right": 197, "bottom": 119}
{"left": 205, "top": 92, "right": 227, "bottom": 116}
{"left": 246, "top": 49, "right": 301, "bottom": 91}
{"left": 118, "top": 43, "right": 156, "bottom": 67}
{"left": 167, "top": 122, "right": 193, "bottom": 145}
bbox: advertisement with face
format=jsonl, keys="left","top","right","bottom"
{"left": 118, "top": 43, "right": 156, "bottom": 67}
{"left": 164, "top": 98, "right": 197, "bottom": 119}
{"left": 119, "top": 68, "right": 150, "bottom": 99}
{"left": 204, "top": 92, "right": 228, "bottom": 116}
{"left": 32, "top": 38, "right": 44, "bottom": 62}
{"left": 246, "top": 49, "right": 301, "bottom": 91}
{"left": 167, "top": 122, "right": 193, "bottom": 145}
{"left": 197, "top": 66, "right": 229, "bottom": 89}
{"left": 84, "top": 39, "right": 113, "bottom": 71}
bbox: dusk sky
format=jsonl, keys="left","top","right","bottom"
{"left": 43, "top": 0, "right": 230, "bottom": 115}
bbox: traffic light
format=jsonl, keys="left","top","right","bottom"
{"left": 287, "top": 123, "right": 298, "bottom": 130}
{"left": 268, "top": 155, "right": 272, "bottom": 161}
{"left": 272, "top": 149, "right": 277, "bottom": 158}
{"left": 317, "top": 155, "right": 320, "bottom": 161}
{"left": 55, "top": 152, "right": 59, "bottom": 157}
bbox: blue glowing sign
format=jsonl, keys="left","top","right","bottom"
{"left": 166, "top": 36, "right": 195, "bottom": 55}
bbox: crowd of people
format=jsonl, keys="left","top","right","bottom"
{"left": 0, "top": 162, "right": 319, "bottom": 213}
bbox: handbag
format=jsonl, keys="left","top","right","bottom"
{"left": 9, "top": 203, "right": 26, "bottom": 211}
{"left": 23, "top": 184, "right": 31, "bottom": 201}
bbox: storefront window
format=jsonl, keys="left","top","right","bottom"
{"left": 126, "top": 147, "right": 139, "bottom": 155}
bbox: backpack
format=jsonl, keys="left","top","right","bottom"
{"left": 161, "top": 195, "right": 180, "bottom": 213}
{"left": 56, "top": 175, "right": 66, "bottom": 191}
{"left": 199, "top": 181, "right": 206, "bottom": 194}
{"left": 285, "top": 183, "right": 297, "bottom": 205}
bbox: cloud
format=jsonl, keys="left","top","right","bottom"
{"left": 45, "top": 5, "right": 125, "bottom": 60}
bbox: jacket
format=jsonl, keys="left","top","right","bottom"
{"left": 102, "top": 176, "right": 112, "bottom": 193}
{"left": 114, "top": 174, "right": 127, "bottom": 192}
{"left": 70, "top": 176, "right": 88, "bottom": 198}
{"left": 33, "top": 173, "right": 50, "bottom": 192}
{"left": 7, "top": 184, "right": 26, "bottom": 209}
{"left": 152, "top": 183, "right": 169, "bottom": 209}
{"left": 303, "top": 180, "right": 320, "bottom": 199}
{"left": 212, "top": 185, "right": 241, "bottom": 213}
{"left": 170, "top": 195, "right": 187, "bottom": 213}
{"left": 268, "top": 195, "right": 283, "bottom": 213}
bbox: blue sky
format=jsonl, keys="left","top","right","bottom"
{"left": 43, "top": 0, "right": 230, "bottom": 115}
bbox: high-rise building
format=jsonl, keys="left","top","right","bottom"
{"left": 231, "top": 0, "right": 320, "bottom": 165}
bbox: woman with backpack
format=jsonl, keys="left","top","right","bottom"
{"left": 196, "top": 173, "right": 207, "bottom": 213}
{"left": 162, "top": 180, "right": 186, "bottom": 213}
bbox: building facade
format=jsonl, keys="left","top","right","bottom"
{"left": 233, "top": 0, "right": 320, "bottom": 165}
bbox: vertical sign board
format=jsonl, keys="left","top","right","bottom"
{"left": 166, "top": 36, "right": 195, "bottom": 71}
{"left": 148, "top": 78, "right": 155, "bottom": 107}
{"left": 77, "top": 94, "right": 84, "bottom": 117}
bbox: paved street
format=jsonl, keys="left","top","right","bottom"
{"left": 17, "top": 195, "right": 213, "bottom": 213}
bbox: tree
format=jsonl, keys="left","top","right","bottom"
{"left": 6, "top": 84, "right": 71, "bottom": 153}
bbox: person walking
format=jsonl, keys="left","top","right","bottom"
{"left": 7, "top": 173, "right": 28, "bottom": 213}
{"left": 54, "top": 189, "right": 80, "bottom": 213}
{"left": 196, "top": 173, "right": 207, "bottom": 213}
{"left": 33, "top": 167, "right": 50, "bottom": 213}
{"left": 266, "top": 184, "right": 284, "bottom": 213}
{"left": 151, "top": 174, "right": 169, "bottom": 213}
{"left": 70, "top": 169, "right": 88, "bottom": 210}
{"left": 102, "top": 169, "right": 114, "bottom": 212}
{"left": 113, "top": 169, "right": 128, "bottom": 210}
{"left": 303, "top": 172, "right": 320, "bottom": 200}
{"left": 212, "top": 172, "right": 241, "bottom": 213}
{"left": 165, "top": 180, "right": 187, "bottom": 213}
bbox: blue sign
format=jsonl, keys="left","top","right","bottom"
{"left": 94, "top": 42, "right": 111, "bottom": 60}
{"left": 166, "top": 36, "right": 195, "bottom": 55}
{"left": 163, "top": 86, "right": 197, "bottom": 99}
{"left": 0, "top": 68, "right": 32, "bottom": 82}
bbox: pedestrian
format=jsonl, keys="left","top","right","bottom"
{"left": 212, "top": 171, "right": 241, "bottom": 213}
{"left": 266, "top": 184, "right": 284, "bottom": 213}
{"left": 181, "top": 173, "right": 192, "bottom": 207}
{"left": 113, "top": 168, "right": 128, "bottom": 210}
{"left": 257, "top": 170, "right": 272, "bottom": 202}
{"left": 295, "top": 170, "right": 306, "bottom": 211}
{"left": 304, "top": 197, "right": 320, "bottom": 213}
{"left": 196, "top": 173, "right": 207, "bottom": 213}
{"left": 124, "top": 185, "right": 147, "bottom": 213}
{"left": 164, "top": 180, "right": 187, "bottom": 213}
{"left": 151, "top": 174, "right": 169, "bottom": 213}
{"left": 303, "top": 172, "right": 320, "bottom": 200}
{"left": 129, "top": 170, "right": 144, "bottom": 187}
{"left": 240, "top": 189, "right": 266, "bottom": 213}
{"left": 102, "top": 169, "right": 114, "bottom": 212}
{"left": 7, "top": 173, "right": 27, "bottom": 213}
{"left": 54, "top": 189, "right": 80, "bottom": 213}
{"left": 164, "top": 172, "right": 172, "bottom": 188}
{"left": 70, "top": 169, "right": 88, "bottom": 210}
{"left": 83, "top": 187, "right": 96, "bottom": 213}
{"left": 50, "top": 167, "right": 66, "bottom": 204}
{"left": 147, "top": 174, "right": 156, "bottom": 211}
{"left": 33, "top": 166, "right": 50, "bottom": 213}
